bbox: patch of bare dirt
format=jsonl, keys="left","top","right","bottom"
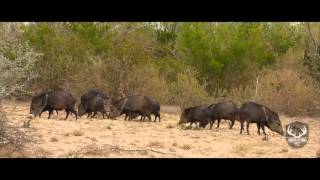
{"left": 1, "top": 101, "right": 319, "bottom": 158}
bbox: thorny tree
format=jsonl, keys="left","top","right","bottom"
{"left": 0, "top": 23, "right": 41, "bottom": 156}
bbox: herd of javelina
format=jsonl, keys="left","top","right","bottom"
{"left": 27, "top": 89, "right": 285, "bottom": 136}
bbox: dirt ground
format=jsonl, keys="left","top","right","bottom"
{"left": 1, "top": 100, "right": 319, "bottom": 158}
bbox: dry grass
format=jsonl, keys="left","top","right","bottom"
{"left": 254, "top": 148, "right": 267, "bottom": 155}
{"left": 87, "top": 137, "right": 97, "bottom": 142}
{"left": 259, "top": 56, "right": 320, "bottom": 117}
{"left": 33, "top": 148, "right": 53, "bottom": 158}
{"left": 69, "top": 144, "right": 110, "bottom": 157}
{"left": 280, "top": 147, "right": 288, "bottom": 153}
{"left": 232, "top": 144, "right": 250, "bottom": 157}
{"left": 1, "top": 101, "right": 320, "bottom": 158}
{"left": 63, "top": 133, "right": 70, "bottom": 137}
{"left": 73, "top": 130, "right": 84, "bottom": 136}
{"left": 148, "top": 141, "right": 164, "bottom": 148}
{"left": 50, "top": 137, "right": 58, "bottom": 142}
{"left": 168, "top": 68, "right": 210, "bottom": 109}
{"left": 181, "top": 144, "right": 192, "bottom": 150}
{"left": 166, "top": 124, "right": 175, "bottom": 129}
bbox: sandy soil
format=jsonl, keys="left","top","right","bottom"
{"left": 1, "top": 100, "right": 319, "bottom": 158}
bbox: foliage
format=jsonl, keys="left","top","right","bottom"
{"left": 2, "top": 22, "right": 319, "bottom": 117}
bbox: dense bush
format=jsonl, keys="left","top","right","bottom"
{"left": 1, "top": 22, "right": 319, "bottom": 117}
{"left": 258, "top": 69, "right": 320, "bottom": 116}
{"left": 167, "top": 68, "right": 210, "bottom": 109}
{"left": 258, "top": 48, "right": 320, "bottom": 116}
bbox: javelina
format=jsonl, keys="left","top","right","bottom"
{"left": 28, "top": 90, "right": 77, "bottom": 120}
{"left": 35, "top": 91, "right": 59, "bottom": 117}
{"left": 143, "top": 96, "right": 161, "bottom": 122}
{"left": 78, "top": 95, "right": 109, "bottom": 119}
{"left": 108, "top": 95, "right": 161, "bottom": 122}
{"left": 207, "top": 101, "right": 239, "bottom": 129}
{"left": 179, "top": 105, "right": 211, "bottom": 128}
{"left": 39, "top": 108, "right": 58, "bottom": 117}
{"left": 83, "top": 90, "right": 109, "bottom": 101}
{"left": 239, "top": 101, "right": 284, "bottom": 136}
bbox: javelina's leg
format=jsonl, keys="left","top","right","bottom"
{"left": 147, "top": 115, "right": 151, "bottom": 121}
{"left": 56, "top": 110, "right": 59, "bottom": 116}
{"left": 48, "top": 110, "right": 53, "bottom": 119}
{"left": 102, "top": 112, "right": 105, "bottom": 119}
{"left": 261, "top": 125, "right": 267, "bottom": 135}
{"left": 240, "top": 121, "right": 244, "bottom": 134}
{"left": 246, "top": 122, "right": 250, "bottom": 135}
{"left": 140, "top": 115, "right": 143, "bottom": 121}
{"left": 158, "top": 114, "right": 161, "bottom": 122}
{"left": 216, "top": 118, "right": 221, "bottom": 128}
{"left": 209, "top": 120, "right": 214, "bottom": 129}
{"left": 257, "top": 123, "right": 261, "bottom": 135}
{"left": 229, "top": 119, "right": 235, "bottom": 129}
{"left": 65, "top": 110, "right": 70, "bottom": 120}
{"left": 87, "top": 112, "right": 91, "bottom": 118}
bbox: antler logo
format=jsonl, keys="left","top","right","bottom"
{"left": 286, "top": 121, "right": 308, "bottom": 148}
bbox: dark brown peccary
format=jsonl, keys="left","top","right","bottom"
{"left": 108, "top": 95, "right": 161, "bottom": 122}
{"left": 78, "top": 96, "right": 109, "bottom": 119}
{"left": 239, "top": 101, "right": 284, "bottom": 136}
{"left": 28, "top": 90, "right": 77, "bottom": 120}
{"left": 78, "top": 90, "right": 110, "bottom": 119}
{"left": 179, "top": 105, "right": 211, "bottom": 128}
{"left": 207, "top": 101, "right": 239, "bottom": 129}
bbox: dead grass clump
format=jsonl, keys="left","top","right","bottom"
{"left": 280, "top": 147, "right": 289, "bottom": 153}
{"left": 148, "top": 141, "right": 164, "bottom": 148}
{"left": 232, "top": 144, "right": 250, "bottom": 157}
{"left": 69, "top": 144, "right": 110, "bottom": 158}
{"left": 73, "top": 130, "right": 84, "bottom": 136}
{"left": 0, "top": 109, "right": 31, "bottom": 157}
{"left": 181, "top": 144, "right": 192, "bottom": 150}
{"left": 63, "top": 132, "right": 70, "bottom": 137}
{"left": 254, "top": 148, "right": 267, "bottom": 155}
{"left": 87, "top": 137, "right": 97, "bottom": 142}
{"left": 166, "top": 124, "right": 175, "bottom": 129}
{"left": 33, "top": 148, "right": 53, "bottom": 158}
{"left": 50, "top": 137, "right": 58, "bottom": 142}
{"left": 138, "top": 150, "right": 148, "bottom": 156}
